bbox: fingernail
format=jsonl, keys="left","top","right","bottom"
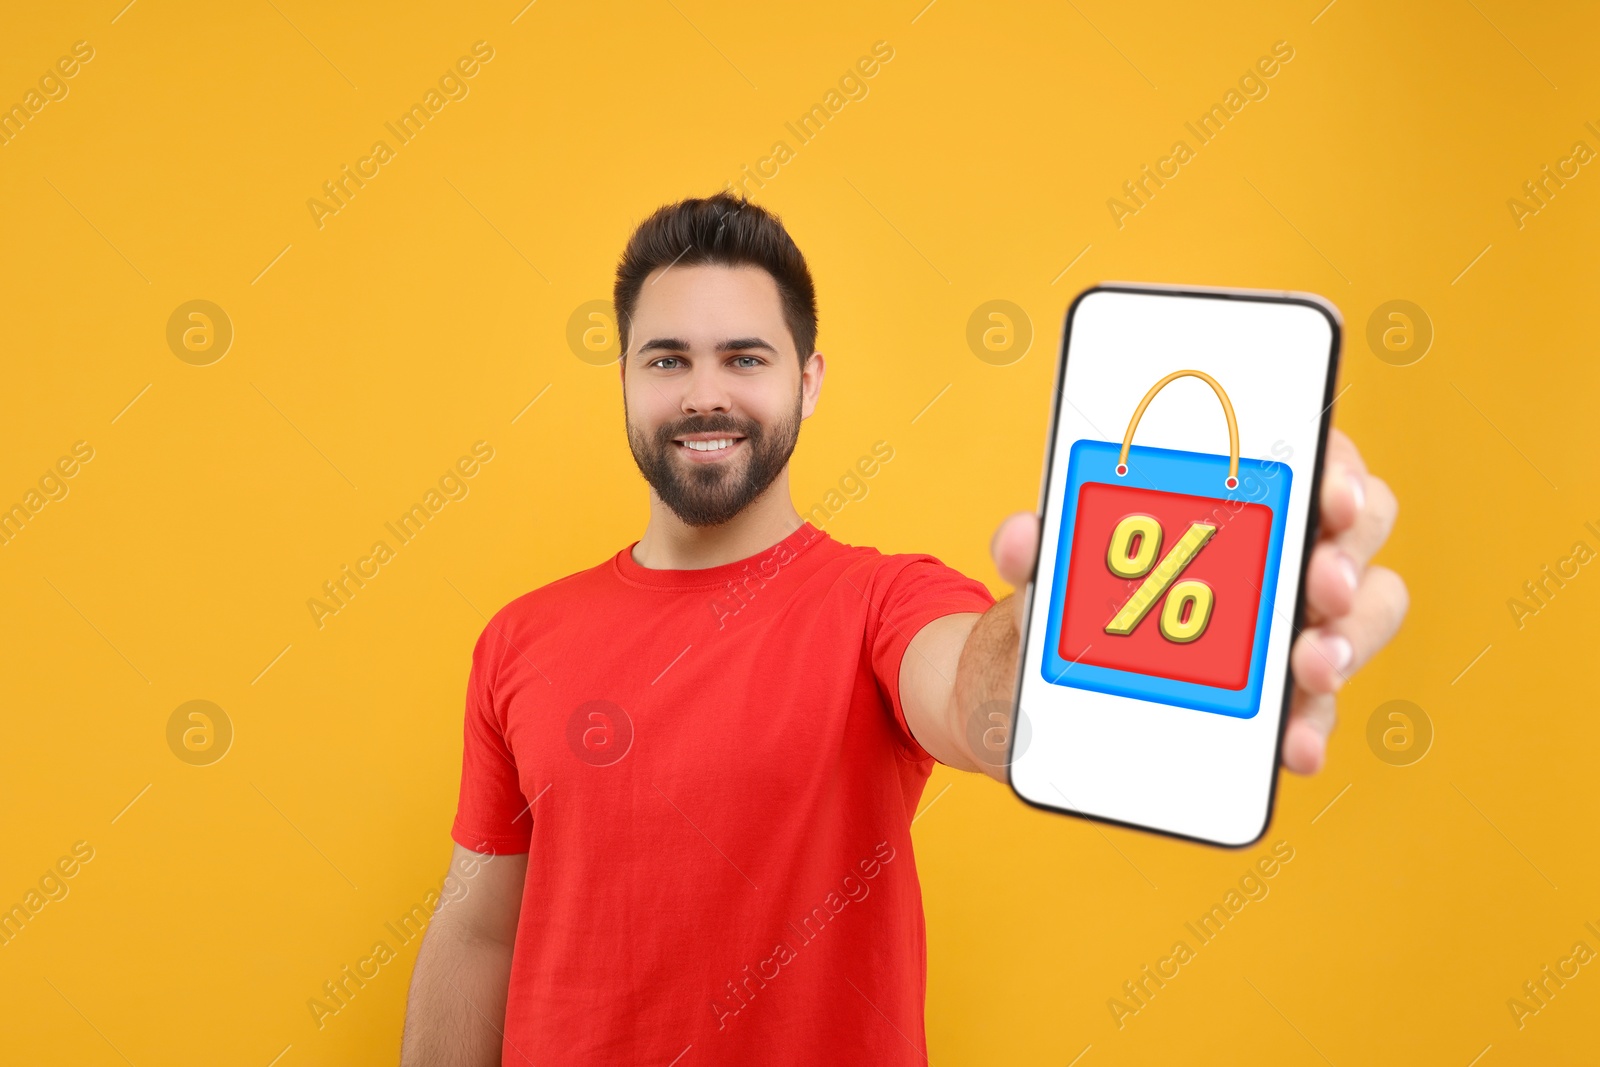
{"left": 1346, "top": 467, "right": 1365, "bottom": 513}
{"left": 1321, "top": 632, "right": 1353, "bottom": 677}
{"left": 1337, "top": 552, "right": 1359, "bottom": 595}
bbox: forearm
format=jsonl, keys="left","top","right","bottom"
{"left": 399, "top": 918, "right": 516, "bottom": 1066}
{"left": 947, "top": 593, "right": 1023, "bottom": 784}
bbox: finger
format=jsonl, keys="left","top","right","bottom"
{"left": 1335, "top": 474, "right": 1398, "bottom": 570}
{"left": 1290, "top": 566, "right": 1409, "bottom": 694}
{"left": 1317, "top": 427, "right": 1368, "bottom": 536}
{"left": 1302, "top": 540, "right": 1360, "bottom": 625}
{"left": 1280, "top": 688, "right": 1336, "bottom": 775}
{"left": 990, "top": 511, "right": 1040, "bottom": 589}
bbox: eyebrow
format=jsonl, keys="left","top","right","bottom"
{"left": 635, "top": 336, "right": 780, "bottom": 357}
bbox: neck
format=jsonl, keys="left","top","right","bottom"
{"left": 631, "top": 468, "right": 805, "bottom": 570}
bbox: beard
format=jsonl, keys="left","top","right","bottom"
{"left": 625, "top": 394, "right": 802, "bottom": 528}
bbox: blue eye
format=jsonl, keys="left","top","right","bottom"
{"left": 652, "top": 357, "right": 681, "bottom": 369}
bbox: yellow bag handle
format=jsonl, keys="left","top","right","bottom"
{"left": 1116, "top": 369, "right": 1240, "bottom": 488}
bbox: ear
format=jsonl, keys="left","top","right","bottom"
{"left": 800, "top": 351, "right": 826, "bottom": 419}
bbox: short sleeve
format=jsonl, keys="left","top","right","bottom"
{"left": 450, "top": 620, "right": 533, "bottom": 855}
{"left": 866, "top": 555, "right": 996, "bottom": 762}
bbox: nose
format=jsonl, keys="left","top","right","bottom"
{"left": 681, "top": 360, "right": 732, "bottom": 416}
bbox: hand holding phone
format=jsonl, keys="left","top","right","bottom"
{"left": 1001, "top": 283, "right": 1405, "bottom": 847}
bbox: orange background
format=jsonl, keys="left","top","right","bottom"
{"left": 1, "top": 1, "right": 1597, "bottom": 1063}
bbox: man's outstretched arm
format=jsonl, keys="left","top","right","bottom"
{"left": 400, "top": 844, "right": 528, "bottom": 1066}
{"left": 901, "top": 427, "right": 1408, "bottom": 783}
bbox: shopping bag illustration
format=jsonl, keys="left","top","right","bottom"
{"left": 1040, "top": 370, "right": 1292, "bottom": 718}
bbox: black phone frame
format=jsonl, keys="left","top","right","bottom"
{"left": 1004, "top": 281, "right": 1344, "bottom": 849}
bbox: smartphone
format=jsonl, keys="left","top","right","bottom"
{"left": 1007, "top": 282, "right": 1341, "bottom": 848}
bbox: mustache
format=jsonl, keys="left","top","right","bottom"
{"left": 654, "top": 415, "right": 762, "bottom": 443}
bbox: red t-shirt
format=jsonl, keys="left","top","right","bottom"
{"left": 450, "top": 521, "right": 995, "bottom": 1063}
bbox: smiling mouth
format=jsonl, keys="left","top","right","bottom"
{"left": 675, "top": 436, "right": 745, "bottom": 454}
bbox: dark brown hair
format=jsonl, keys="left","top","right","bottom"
{"left": 613, "top": 192, "right": 817, "bottom": 365}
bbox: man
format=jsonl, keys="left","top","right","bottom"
{"left": 399, "top": 193, "right": 1406, "bottom": 1064}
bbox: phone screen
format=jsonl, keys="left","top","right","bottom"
{"left": 1009, "top": 285, "right": 1340, "bottom": 847}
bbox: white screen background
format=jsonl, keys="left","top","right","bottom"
{"left": 1011, "top": 287, "right": 1336, "bottom": 847}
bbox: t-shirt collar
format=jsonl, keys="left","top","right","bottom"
{"left": 612, "top": 521, "right": 826, "bottom": 590}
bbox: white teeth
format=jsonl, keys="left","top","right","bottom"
{"left": 683, "top": 438, "right": 735, "bottom": 452}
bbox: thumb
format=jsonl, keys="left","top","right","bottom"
{"left": 990, "top": 511, "right": 1040, "bottom": 590}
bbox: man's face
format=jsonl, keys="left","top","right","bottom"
{"left": 621, "top": 264, "right": 823, "bottom": 527}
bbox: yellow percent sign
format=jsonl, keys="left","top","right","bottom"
{"left": 1104, "top": 515, "right": 1218, "bottom": 643}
